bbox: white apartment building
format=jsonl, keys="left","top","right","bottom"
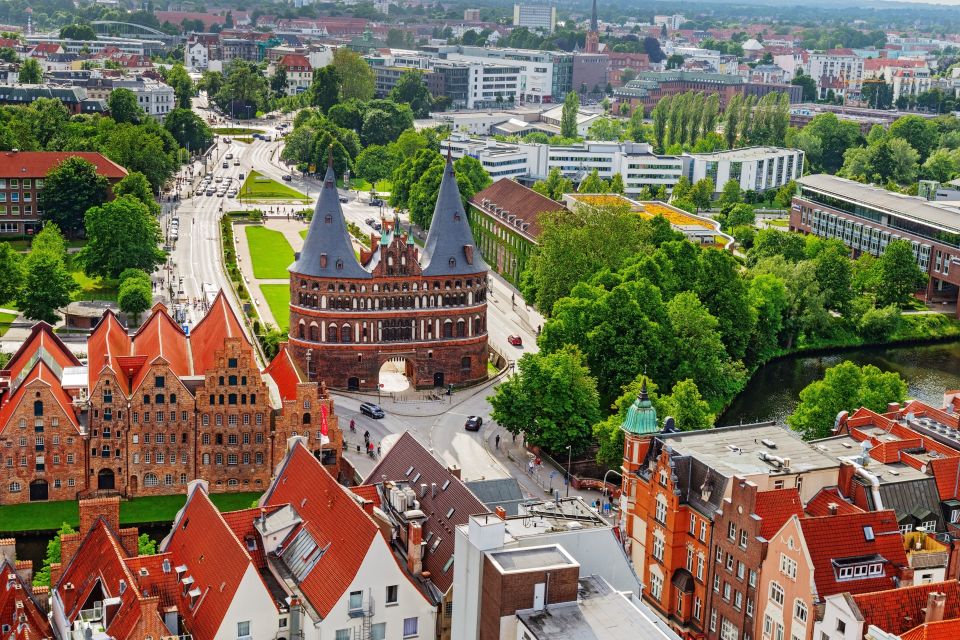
{"left": 446, "top": 52, "right": 551, "bottom": 104}
{"left": 513, "top": 2, "right": 556, "bottom": 32}
{"left": 809, "top": 49, "right": 864, "bottom": 100}
{"left": 113, "top": 78, "right": 175, "bottom": 120}
{"left": 682, "top": 146, "right": 805, "bottom": 195}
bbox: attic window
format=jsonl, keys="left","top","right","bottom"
{"left": 446, "top": 507, "right": 455, "bottom": 518}
{"left": 139, "top": 568, "right": 149, "bottom": 577}
{"left": 335, "top": 259, "right": 343, "bottom": 271}
{"left": 162, "top": 560, "right": 171, "bottom": 573}
{"left": 441, "top": 479, "right": 450, "bottom": 491}
{"left": 431, "top": 537, "right": 442, "bottom": 552}
{"left": 443, "top": 556, "right": 454, "bottom": 573}
{"left": 405, "top": 466, "right": 414, "bottom": 476}
{"left": 863, "top": 526, "right": 874, "bottom": 541}
{"left": 181, "top": 518, "right": 189, "bottom": 531}
{"left": 119, "top": 580, "right": 127, "bottom": 594}
{"left": 324, "top": 215, "right": 333, "bottom": 223}
{"left": 449, "top": 257, "right": 456, "bottom": 268}
{"left": 412, "top": 472, "right": 421, "bottom": 484}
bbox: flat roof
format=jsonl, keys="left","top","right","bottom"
{"left": 517, "top": 576, "right": 681, "bottom": 640}
{"left": 686, "top": 146, "right": 799, "bottom": 161}
{"left": 489, "top": 545, "right": 576, "bottom": 572}
{"left": 797, "top": 174, "right": 960, "bottom": 234}
{"left": 811, "top": 436, "right": 929, "bottom": 483}
{"left": 662, "top": 424, "right": 839, "bottom": 477}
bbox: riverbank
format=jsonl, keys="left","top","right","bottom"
{"left": 0, "top": 491, "right": 261, "bottom": 534}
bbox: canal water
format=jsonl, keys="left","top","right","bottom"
{"left": 720, "top": 341, "right": 960, "bottom": 426}
{"left": 13, "top": 523, "right": 170, "bottom": 572}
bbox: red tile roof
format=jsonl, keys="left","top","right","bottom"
{"left": 220, "top": 504, "right": 285, "bottom": 571}
{"left": 278, "top": 54, "right": 311, "bottom": 70}
{"left": 0, "top": 151, "right": 126, "bottom": 179}
{"left": 365, "top": 431, "right": 490, "bottom": 593}
{"left": 901, "top": 618, "right": 960, "bottom": 640}
{"left": 123, "top": 553, "right": 178, "bottom": 609}
{"left": 799, "top": 510, "right": 910, "bottom": 599}
{"left": 262, "top": 343, "right": 304, "bottom": 403}
{"left": 864, "top": 58, "right": 928, "bottom": 70}
{"left": 0, "top": 561, "right": 52, "bottom": 639}
{"left": 469, "top": 178, "right": 567, "bottom": 241}
{"left": 805, "top": 487, "right": 864, "bottom": 517}
{"left": 131, "top": 304, "right": 192, "bottom": 383}
{"left": 350, "top": 484, "right": 382, "bottom": 509}
{"left": 189, "top": 291, "right": 250, "bottom": 374}
{"left": 0, "top": 360, "right": 80, "bottom": 430}
{"left": 163, "top": 485, "right": 272, "bottom": 640}
{"left": 263, "top": 442, "right": 378, "bottom": 617}
{"left": 930, "top": 456, "right": 960, "bottom": 501}
{"left": 852, "top": 580, "right": 960, "bottom": 638}
{"left": 4, "top": 321, "right": 81, "bottom": 384}
{"left": 86, "top": 310, "right": 133, "bottom": 394}
{"left": 753, "top": 488, "right": 803, "bottom": 540}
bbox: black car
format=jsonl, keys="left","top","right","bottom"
{"left": 360, "top": 402, "right": 385, "bottom": 419}
{"left": 369, "top": 198, "right": 384, "bottom": 207}
{"left": 465, "top": 416, "right": 483, "bottom": 431}
{"left": 339, "top": 195, "right": 349, "bottom": 203}
{"left": 282, "top": 174, "right": 293, "bottom": 181}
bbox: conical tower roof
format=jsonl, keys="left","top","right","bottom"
{"left": 421, "top": 152, "right": 488, "bottom": 277}
{"left": 622, "top": 379, "right": 658, "bottom": 436}
{"left": 590, "top": 0, "right": 598, "bottom": 32}
{"left": 291, "top": 152, "right": 370, "bottom": 280}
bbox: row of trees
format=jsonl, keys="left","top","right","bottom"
{"left": 389, "top": 150, "right": 491, "bottom": 229}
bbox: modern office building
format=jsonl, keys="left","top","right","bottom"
{"left": 513, "top": 2, "right": 556, "bottom": 32}
{"left": 683, "top": 147, "right": 805, "bottom": 195}
{"left": 791, "top": 174, "right": 960, "bottom": 312}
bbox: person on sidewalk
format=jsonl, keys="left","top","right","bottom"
{"left": 495, "top": 434, "right": 501, "bottom": 449}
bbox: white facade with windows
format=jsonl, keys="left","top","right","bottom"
{"left": 682, "top": 147, "right": 804, "bottom": 195}
{"left": 113, "top": 78, "right": 176, "bottom": 120}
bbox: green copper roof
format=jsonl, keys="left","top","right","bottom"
{"left": 621, "top": 380, "right": 658, "bottom": 436}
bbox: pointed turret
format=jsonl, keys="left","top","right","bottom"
{"left": 421, "top": 151, "right": 487, "bottom": 277}
{"left": 291, "top": 149, "right": 370, "bottom": 280}
{"left": 590, "top": 0, "right": 598, "bottom": 32}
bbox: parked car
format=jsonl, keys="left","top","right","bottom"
{"left": 282, "top": 174, "right": 292, "bottom": 181}
{"left": 238, "top": 172, "right": 245, "bottom": 180}
{"left": 359, "top": 402, "right": 385, "bottom": 419}
{"left": 507, "top": 335, "right": 523, "bottom": 347}
{"left": 225, "top": 153, "right": 233, "bottom": 159}
{"left": 222, "top": 162, "right": 229, "bottom": 168}
{"left": 215, "top": 176, "right": 223, "bottom": 183}
{"left": 464, "top": 416, "right": 483, "bottom": 431}
{"left": 339, "top": 195, "right": 348, "bottom": 203}
{"left": 205, "top": 188, "right": 215, "bottom": 196}
{"left": 364, "top": 217, "right": 375, "bottom": 226}
{"left": 369, "top": 198, "right": 384, "bottom": 207}
{"left": 234, "top": 160, "right": 240, "bottom": 166}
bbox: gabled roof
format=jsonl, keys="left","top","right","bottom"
{"left": 221, "top": 505, "right": 285, "bottom": 571}
{"left": 901, "top": 618, "right": 960, "bottom": 640}
{"left": 292, "top": 158, "right": 370, "bottom": 279}
{"left": 5, "top": 321, "right": 81, "bottom": 383}
{"left": 189, "top": 291, "right": 250, "bottom": 374}
{"left": 365, "top": 431, "right": 490, "bottom": 593}
{"left": 469, "top": 178, "right": 566, "bottom": 241}
{"left": 163, "top": 484, "right": 271, "bottom": 640}
{"left": 279, "top": 54, "right": 311, "bottom": 69}
{"left": 131, "top": 304, "right": 192, "bottom": 384}
{"left": 798, "top": 510, "right": 909, "bottom": 599}
{"left": 0, "top": 560, "right": 53, "bottom": 639}
{"left": 122, "top": 553, "right": 178, "bottom": 609}
{"left": 263, "top": 442, "right": 378, "bottom": 617}
{"left": 262, "top": 343, "right": 304, "bottom": 403}
{"left": 0, "top": 151, "right": 126, "bottom": 179}
{"left": 0, "top": 359, "right": 79, "bottom": 430}
{"left": 805, "top": 486, "right": 864, "bottom": 517}
{"left": 852, "top": 580, "right": 960, "bottom": 638}
{"left": 421, "top": 153, "right": 487, "bottom": 277}
{"left": 753, "top": 488, "right": 803, "bottom": 540}
{"left": 86, "top": 310, "right": 132, "bottom": 394}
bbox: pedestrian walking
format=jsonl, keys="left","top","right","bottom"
{"left": 528, "top": 459, "right": 534, "bottom": 475}
{"left": 495, "top": 434, "right": 501, "bottom": 449}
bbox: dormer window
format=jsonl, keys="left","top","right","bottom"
{"left": 324, "top": 215, "right": 333, "bottom": 223}
{"left": 448, "top": 257, "right": 456, "bottom": 268}
{"left": 336, "top": 259, "right": 343, "bottom": 270}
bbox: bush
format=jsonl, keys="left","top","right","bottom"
{"left": 859, "top": 304, "right": 900, "bottom": 342}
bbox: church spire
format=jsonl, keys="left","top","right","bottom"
{"left": 590, "top": 0, "right": 598, "bottom": 32}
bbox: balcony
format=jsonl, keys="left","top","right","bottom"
{"left": 904, "top": 531, "right": 949, "bottom": 571}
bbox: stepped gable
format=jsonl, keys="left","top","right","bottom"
{"left": 262, "top": 442, "right": 378, "bottom": 617}
{"left": 0, "top": 560, "right": 52, "bottom": 639}
{"left": 292, "top": 153, "right": 370, "bottom": 280}
{"left": 0, "top": 359, "right": 79, "bottom": 429}
{"left": 130, "top": 304, "right": 192, "bottom": 385}
{"left": 87, "top": 310, "right": 133, "bottom": 393}
{"left": 262, "top": 343, "right": 304, "bottom": 403}
{"left": 421, "top": 151, "right": 487, "bottom": 277}
{"left": 190, "top": 290, "right": 252, "bottom": 374}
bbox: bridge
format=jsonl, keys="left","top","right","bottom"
{"left": 91, "top": 20, "right": 181, "bottom": 46}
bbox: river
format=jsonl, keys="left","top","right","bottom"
{"left": 720, "top": 341, "right": 960, "bottom": 426}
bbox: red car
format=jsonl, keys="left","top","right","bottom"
{"left": 508, "top": 335, "right": 523, "bottom": 347}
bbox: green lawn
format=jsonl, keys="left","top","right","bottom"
{"left": 245, "top": 226, "right": 295, "bottom": 279}
{"left": 0, "top": 311, "right": 17, "bottom": 337}
{"left": 239, "top": 171, "right": 310, "bottom": 202}
{"left": 260, "top": 284, "right": 290, "bottom": 332}
{"left": 71, "top": 269, "right": 119, "bottom": 302}
{"left": 0, "top": 492, "right": 262, "bottom": 533}
{"left": 213, "top": 127, "right": 262, "bottom": 135}
{"left": 337, "top": 178, "right": 393, "bottom": 193}
{"left": 234, "top": 136, "right": 254, "bottom": 144}
{"left": 767, "top": 218, "right": 789, "bottom": 227}
{"left": 299, "top": 229, "right": 308, "bottom": 240}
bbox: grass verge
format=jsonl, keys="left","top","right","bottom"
{"left": 0, "top": 492, "right": 262, "bottom": 532}
{"left": 71, "top": 269, "right": 118, "bottom": 302}
{"left": 239, "top": 170, "right": 310, "bottom": 202}
{"left": 245, "top": 226, "right": 295, "bottom": 279}
{"left": 260, "top": 284, "right": 290, "bottom": 332}
{"left": 0, "top": 311, "right": 17, "bottom": 336}
{"left": 213, "top": 127, "right": 262, "bottom": 135}
{"left": 234, "top": 137, "right": 254, "bottom": 144}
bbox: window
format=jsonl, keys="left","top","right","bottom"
{"left": 655, "top": 497, "right": 667, "bottom": 523}
{"left": 690, "top": 514, "right": 697, "bottom": 534}
{"left": 335, "top": 631, "right": 350, "bottom": 640}
{"left": 693, "top": 596, "right": 702, "bottom": 621}
{"left": 726, "top": 553, "right": 734, "bottom": 572}
{"left": 749, "top": 570, "right": 757, "bottom": 588}
{"left": 403, "top": 617, "right": 419, "bottom": 638}
{"left": 386, "top": 585, "right": 398, "bottom": 605}
{"left": 686, "top": 547, "right": 694, "bottom": 571}
{"left": 349, "top": 591, "right": 363, "bottom": 612}
{"left": 770, "top": 582, "right": 784, "bottom": 606}
{"left": 721, "top": 618, "right": 739, "bottom": 640}
{"left": 728, "top": 522, "right": 736, "bottom": 540}
{"left": 740, "top": 529, "right": 748, "bottom": 548}
{"left": 837, "top": 620, "right": 846, "bottom": 633}
{"left": 8, "top": 481, "right": 20, "bottom": 492}
{"left": 700, "top": 521, "right": 707, "bottom": 542}
{"left": 716, "top": 546, "right": 723, "bottom": 563}
{"left": 144, "top": 473, "right": 159, "bottom": 487}
{"left": 237, "top": 621, "right": 250, "bottom": 638}
{"left": 764, "top": 615, "right": 772, "bottom": 638}
{"left": 794, "top": 599, "right": 807, "bottom": 622}
{"left": 735, "top": 591, "right": 743, "bottom": 611}
{"left": 710, "top": 609, "right": 717, "bottom": 632}
{"left": 723, "top": 582, "right": 731, "bottom": 601}
{"left": 697, "top": 554, "right": 704, "bottom": 580}
{"left": 780, "top": 553, "right": 797, "bottom": 580}
{"left": 922, "top": 520, "right": 938, "bottom": 532}
{"left": 737, "top": 561, "right": 745, "bottom": 580}
{"left": 714, "top": 575, "right": 720, "bottom": 593}
{"left": 653, "top": 536, "right": 664, "bottom": 562}
{"left": 651, "top": 573, "right": 664, "bottom": 600}
{"left": 747, "top": 597, "right": 754, "bottom": 617}
{"left": 371, "top": 623, "right": 386, "bottom": 640}
{"left": 899, "top": 524, "right": 913, "bottom": 534}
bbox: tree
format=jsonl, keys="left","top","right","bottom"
{"left": 651, "top": 95, "right": 671, "bottom": 151}
{"left": 666, "top": 53, "right": 685, "bottom": 69}
{"left": 60, "top": 23, "right": 96, "bottom": 40}
{"left": 390, "top": 71, "right": 433, "bottom": 118}
{"left": 800, "top": 113, "right": 862, "bottom": 174}
{"left": 561, "top": 91, "right": 579, "bottom": 139}
{"left": 118, "top": 269, "right": 154, "bottom": 324}
{"left": 812, "top": 240, "right": 853, "bottom": 314}
{"left": 332, "top": 48, "right": 375, "bottom": 101}
{"left": 877, "top": 239, "right": 926, "bottom": 307}
{"left": 198, "top": 70, "right": 223, "bottom": 97}
{"left": 660, "top": 379, "right": 713, "bottom": 431}
{"left": 689, "top": 178, "right": 714, "bottom": 211}
{"left": 215, "top": 60, "right": 270, "bottom": 118}
{"left": 361, "top": 103, "right": 414, "bottom": 146}
{"left": 532, "top": 167, "right": 574, "bottom": 201}
{"left": 137, "top": 533, "right": 157, "bottom": 555}
{"left": 859, "top": 304, "right": 900, "bottom": 341}
{"left": 0, "top": 242, "right": 23, "bottom": 305}
{"left": 355, "top": 145, "right": 398, "bottom": 184}
{"left": 108, "top": 88, "right": 144, "bottom": 124}
{"left": 587, "top": 118, "right": 623, "bottom": 141}
{"left": 788, "top": 361, "right": 907, "bottom": 440}
{"left": 643, "top": 36, "right": 666, "bottom": 62}
{"left": 31, "top": 223, "right": 66, "bottom": 259}
{"left": 114, "top": 172, "right": 160, "bottom": 216}
{"left": 578, "top": 169, "right": 608, "bottom": 193}
{"left": 39, "top": 157, "right": 109, "bottom": 237}
{"left": 309, "top": 66, "right": 340, "bottom": 112}
{"left": 774, "top": 181, "right": 796, "bottom": 209}
{"left": 104, "top": 124, "right": 176, "bottom": 191}
{"left": 791, "top": 71, "right": 817, "bottom": 102}
{"left": 33, "top": 523, "right": 76, "bottom": 586}
{"left": 164, "top": 108, "right": 213, "bottom": 154}
{"left": 922, "top": 148, "right": 960, "bottom": 183}
{"left": 719, "top": 179, "right": 742, "bottom": 207}
{"left": 720, "top": 203, "right": 755, "bottom": 231}
{"left": 696, "top": 249, "right": 754, "bottom": 360}
{"left": 490, "top": 346, "right": 601, "bottom": 455}
{"left": 454, "top": 155, "right": 492, "bottom": 193}
{"left": 165, "top": 63, "right": 194, "bottom": 109}
{"left": 271, "top": 64, "right": 288, "bottom": 96}
{"left": 17, "top": 243, "right": 77, "bottom": 323}
{"left": 18, "top": 57, "right": 41, "bottom": 84}
{"left": 747, "top": 272, "right": 789, "bottom": 363}
{"left": 609, "top": 173, "right": 625, "bottom": 194}
{"left": 748, "top": 229, "right": 807, "bottom": 265}
{"left": 81, "top": 196, "right": 164, "bottom": 279}
{"left": 888, "top": 114, "right": 939, "bottom": 161}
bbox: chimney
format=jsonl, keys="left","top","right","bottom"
{"left": 925, "top": 592, "right": 947, "bottom": 624}
{"left": 420, "top": 483, "right": 428, "bottom": 498}
{"left": 448, "top": 466, "right": 461, "bottom": 480}
{"left": 14, "top": 560, "right": 32, "bottom": 586}
{"left": 407, "top": 522, "right": 423, "bottom": 575}
{"left": 495, "top": 506, "right": 506, "bottom": 520}
{"left": 79, "top": 496, "right": 120, "bottom": 537}
{"left": 827, "top": 503, "right": 838, "bottom": 516}
{"left": 59, "top": 533, "right": 82, "bottom": 568}
{"left": 0, "top": 538, "right": 14, "bottom": 566}
{"left": 887, "top": 402, "right": 901, "bottom": 414}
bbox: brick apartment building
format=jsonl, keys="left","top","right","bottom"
{"left": 0, "top": 150, "right": 127, "bottom": 236}
{"left": 288, "top": 152, "right": 489, "bottom": 390}
{"left": 0, "top": 293, "right": 343, "bottom": 505}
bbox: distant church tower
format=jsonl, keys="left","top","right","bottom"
{"left": 585, "top": 0, "right": 600, "bottom": 53}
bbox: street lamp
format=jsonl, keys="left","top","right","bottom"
{"left": 565, "top": 445, "right": 572, "bottom": 498}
